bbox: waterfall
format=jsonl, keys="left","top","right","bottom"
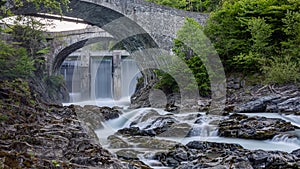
{"left": 61, "top": 53, "right": 141, "bottom": 104}
{"left": 121, "top": 58, "right": 141, "bottom": 98}
{"left": 271, "top": 134, "right": 300, "bottom": 145}
{"left": 60, "top": 59, "right": 81, "bottom": 102}
{"left": 93, "top": 58, "right": 113, "bottom": 99}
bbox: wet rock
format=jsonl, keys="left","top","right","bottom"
{"left": 158, "top": 123, "right": 191, "bottom": 137}
{"left": 247, "top": 150, "right": 299, "bottom": 169}
{"left": 165, "top": 102, "right": 180, "bottom": 113}
{"left": 0, "top": 80, "right": 125, "bottom": 169}
{"left": 117, "top": 127, "right": 156, "bottom": 137}
{"left": 154, "top": 141, "right": 300, "bottom": 169}
{"left": 277, "top": 97, "right": 300, "bottom": 113}
{"left": 107, "top": 135, "right": 130, "bottom": 148}
{"left": 116, "top": 149, "right": 140, "bottom": 160}
{"left": 291, "top": 149, "right": 300, "bottom": 158}
{"left": 130, "top": 82, "right": 154, "bottom": 109}
{"left": 126, "top": 160, "right": 152, "bottom": 169}
{"left": 218, "top": 114, "right": 295, "bottom": 140}
{"left": 186, "top": 141, "right": 243, "bottom": 151}
{"left": 129, "top": 109, "right": 160, "bottom": 127}
{"left": 73, "top": 105, "right": 104, "bottom": 130}
{"left": 83, "top": 105, "right": 121, "bottom": 120}
{"left": 234, "top": 95, "right": 280, "bottom": 113}
{"left": 130, "top": 114, "right": 178, "bottom": 136}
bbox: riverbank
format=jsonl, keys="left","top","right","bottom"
{"left": 1, "top": 79, "right": 299, "bottom": 168}
{"left": 130, "top": 76, "right": 300, "bottom": 115}
{"left": 0, "top": 80, "right": 125, "bottom": 168}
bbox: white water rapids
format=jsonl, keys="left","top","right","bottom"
{"left": 63, "top": 100, "right": 300, "bottom": 168}
{"left": 95, "top": 108, "right": 300, "bottom": 152}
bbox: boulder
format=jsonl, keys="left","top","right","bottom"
{"left": 218, "top": 114, "right": 295, "bottom": 140}
{"left": 234, "top": 95, "right": 280, "bottom": 113}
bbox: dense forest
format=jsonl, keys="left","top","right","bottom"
{"left": 150, "top": 0, "right": 300, "bottom": 96}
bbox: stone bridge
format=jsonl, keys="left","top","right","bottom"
{"left": 4, "top": 0, "right": 216, "bottom": 103}
{"left": 7, "top": 0, "right": 208, "bottom": 74}
{"left": 45, "top": 26, "right": 114, "bottom": 73}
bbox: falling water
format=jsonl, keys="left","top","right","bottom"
{"left": 60, "top": 59, "right": 81, "bottom": 102}
{"left": 93, "top": 58, "right": 113, "bottom": 99}
{"left": 61, "top": 54, "right": 141, "bottom": 106}
{"left": 121, "top": 58, "right": 141, "bottom": 98}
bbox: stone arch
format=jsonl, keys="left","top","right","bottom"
{"left": 51, "top": 36, "right": 115, "bottom": 74}
{"left": 9, "top": 0, "right": 166, "bottom": 74}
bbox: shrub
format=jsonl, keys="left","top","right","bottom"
{"left": 263, "top": 55, "right": 300, "bottom": 85}
{"left": 0, "top": 40, "right": 35, "bottom": 80}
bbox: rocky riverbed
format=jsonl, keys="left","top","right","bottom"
{"left": 1, "top": 79, "right": 300, "bottom": 169}
{"left": 0, "top": 80, "right": 125, "bottom": 168}
{"left": 131, "top": 77, "right": 300, "bottom": 115}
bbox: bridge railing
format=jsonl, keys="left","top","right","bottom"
{"left": 46, "top": 26, "right": 113, "bottom": 38}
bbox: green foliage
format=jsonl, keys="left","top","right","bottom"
{"left": 262, "top": 55, "right": 300, "bottom": 84}
{"left": 146, "top": 0, "right": 222, "bottom": 12}
{"left": 51, "top": 160, "right": 60, "bottom": 167}
{"left": 44, "top": 75, "right": 65, "bottom": 89}
{"left": 0, "top": 114, "right": 8, "bottom": 122}
{"left": 154, "top": 69, "right": 179, "bottom": 95}
{"left": 4, "top": 16, "right": 50, "bottom": 57}
{"left": 281, "top": 11, "right": 300, "bottom": 59}
{"left": 0, "top": 0, "right": 70, "bottom": 81}
{"left": 154, "top": 18, "right": 211, "bottom": 96}
{"left": 43, "top": 75, "right": 65, "bottom": 97}
{"left": 1, "top": 0, "right": 70, "bottom": 16}
{"left": 205, "top": 0, "right": 300, "bottom": 84}
{"left": 0, "top": 40, "right": 35, "bottom": 79}
{"left": 0, "top": 79, "right": 33, "bottom": 106}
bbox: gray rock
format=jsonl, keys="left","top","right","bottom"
{"left": 234, "top": 95, "right": 280, "bottom": 113}
{"left": 218, "top": 114, "right": 295, "bottom": 140}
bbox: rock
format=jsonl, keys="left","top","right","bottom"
{"left": 291, "top": 149, "right": 300, "bottom": 157}
{"left": 107, "top": 135, "right": 130, "bottom": 148}
{"left": 247, "top": 150, "right": 299, "bottom": 169}
{"left": 0, "top": 87, "right": 125, "bottom": 168}
{"left": 83, "top": 105, "right": 121, "bottom": 120}
{"left": 130, "top": 115, "right": 178, "bottom": 136}
{"left": 186, "top": 141, "right": 243, "bottom": 151}
{"left": 149, "top": 88, "right": 168, "bottom": 108}
{"left": 73, "top": 105, "right": 104, "bottom": 130}
{"left": 165, "top": 102, "right": 180, "bottom": 113}
{"left": 218, "top": 114, "right": 295, "bottom": 140}
{"left": 234, "top": 95, "right": 280, "bottom": 113}
{"left": 116, "top": 149, "right": 140, "bottom": 160}
{"left": 129, "top": 109, "right": 160, "bottom": 127}
{"left": 73, "top": 105, "right": 122, "bottom": 135}
{"left": 126, "top": 160, "right": 152, "bottom": 169}
{"left": 117, "top": 127, "right": 156, "bottom": 137}
{"left": 154, "top": 141, "right": 300, "bottom": 169}
{"left": 158, "top": 123, "right": 191, "bottom": 137}
{"left": 277, "top": 97, "right": 300, "bottom": 113}
{"left": 130, "top": 81, "right": 153, "bottom": 109}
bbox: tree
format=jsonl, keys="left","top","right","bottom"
{"left": 205, "top": 0, "right": 300, "bottom": 80}
{"left": 0, "top": 0, "right": 70, "bottom": 80}
{"left": 155, "top": 18, "right": 211, "bottom": 96}
{"left": 146, "top": 0, "right": 222, "bottom": 12}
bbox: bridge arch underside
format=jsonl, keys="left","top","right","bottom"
{"left": 53, "top": 37, "right": 115, "bottom": 73}
{"left": 12, "top": 0, "right": 160, "bottom": 73}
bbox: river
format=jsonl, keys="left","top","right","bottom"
{"left": 65, "top": 99, "right": 300, "bottom": 168}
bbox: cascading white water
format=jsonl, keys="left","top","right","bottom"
{"left": 271, "top": 134, "right": 300, "bottom": 144}
{"left": 94, "top": 109, "right": 300, "bottom": 169}
{"left": 121, "top": 57, "right": 141, "bottom": 99}
{"left": 93, "top": 58, "right": 113, "bottom": 99}
{"left": 60, "top": 57, "right": 141, "bottom": 106}
{"left": 60, "top": 59, "right": 81, "bottom": 102}
{"left": 96, "top": 109, "right": 300, "bottom": 153}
